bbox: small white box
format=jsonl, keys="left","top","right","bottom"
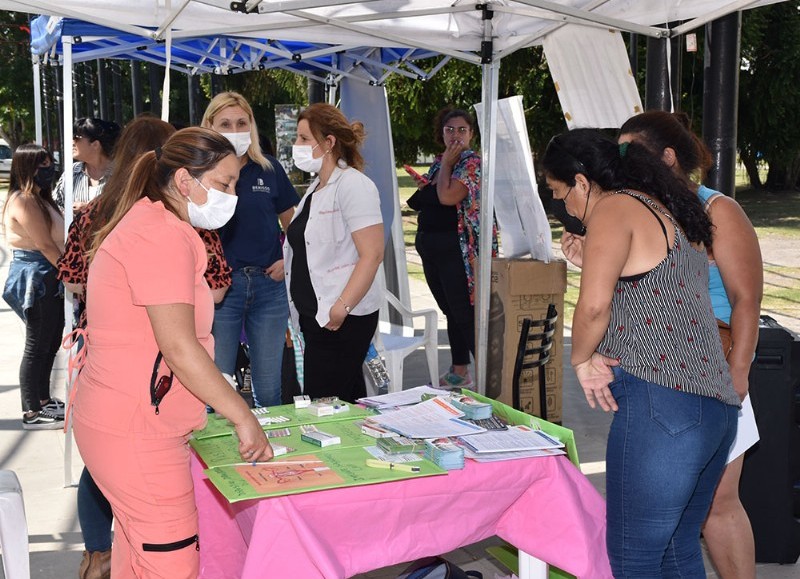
{"left": 301, "top": 430, "right": 340, "bottom": 447}
{"left": 306, "top": 402, "right": 334, "bottom": 417}
{"left": 294, "top": 395, "right": 311, "bottom": 409}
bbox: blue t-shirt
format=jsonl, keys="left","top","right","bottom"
{"left": 697, "top": 185, "right": 732, "bottom": 324}
{"left": 218, "top": 156, "right": 300, "bottom": 270}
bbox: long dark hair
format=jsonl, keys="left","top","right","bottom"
{"left": 542, "top": 128, "right": 713, "bottom": 246}
{"left": 89, "top": 115, "right": 176, "bottom": 241}
{"left": 89, "top": 127, "right": 235, "bottom": 259}
{"left": 5, "top": 143, "right": 59, "bottom": 230}
{"left": 619, "top": 111, "right": 712, "bottom": 182}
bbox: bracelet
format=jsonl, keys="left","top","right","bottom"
{"left": 337, "top": 295, "right": 352, "bottom": 314}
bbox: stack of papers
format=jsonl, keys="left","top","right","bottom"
{"left": 373, "top": 397, "right": 486, "bottom": 439}
{"left": 358, "top": 385, "right": 449, "bottom": 410}
{"left": 424, "top": 438, "right": 465, "bottom": 470}
{"left": 449, "top": 394, "right": 493, "bottom": 420}
{"left": 457, "top": 425, "right": 566, "bottom": 462}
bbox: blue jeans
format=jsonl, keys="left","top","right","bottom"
{"left": 606, "top": 367, "right": 737, "bottom": 578}
{"left": 77, "top": 467, "right": 113, "bottom": 552}
{"left": 212, "top": 269, "right": 288, "bottom": 407}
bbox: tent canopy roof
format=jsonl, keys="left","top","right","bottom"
{"left": 9, "top": 0, "right": 786, "bottom": 76}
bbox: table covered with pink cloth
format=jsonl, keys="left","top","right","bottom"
{"left": 192, "top": 452, "right": 612, "bottom": 578}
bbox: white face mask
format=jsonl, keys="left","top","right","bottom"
{"left": 292, "top": 144, "right": 324, "bottom": 173}
{"left": 221, "top": 132, "right": 252, "bottom": 158}
{"left": 188, "top": 177, "right": 238, "bottom": 230}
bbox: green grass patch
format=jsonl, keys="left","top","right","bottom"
{"left": 736, "top": 188, "right": 800, "bottom": 238}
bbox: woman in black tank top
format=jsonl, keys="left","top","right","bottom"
{"left": 542, "top": 129, "right": 739, "bottom": 577}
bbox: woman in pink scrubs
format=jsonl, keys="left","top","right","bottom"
{"left": 72, "top": 127, "right": 272, "bottom": 579}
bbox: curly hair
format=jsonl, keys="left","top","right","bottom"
{"left": 542, "top": 128, "right": 713, "bottom": 246}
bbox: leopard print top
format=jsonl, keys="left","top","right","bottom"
{"left": 57, "top": 198, "right": 232, "bottom": 328}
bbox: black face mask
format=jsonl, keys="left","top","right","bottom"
{"left": 549, "top": 197, "right": 586, "bottom": 236}
{"left": 34, "top": 165, "right": 55, "bottom": 190}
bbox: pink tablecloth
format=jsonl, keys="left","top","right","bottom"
{"left": 192, "top": 453, "right": 612, "bottom": 578}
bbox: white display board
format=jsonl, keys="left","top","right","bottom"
{"left": 474, "top": 96, "right": 553, "bottom": 262}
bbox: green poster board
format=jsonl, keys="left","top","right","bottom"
{"left": 204, "top": 446, "right": 446, "bottom": 502}
{"left": 193, "top": 401, "right": 377, "bottom": 440}
{"left": 191, "top": 418, "right": 380, "bottom": 468}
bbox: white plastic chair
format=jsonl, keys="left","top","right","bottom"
{"left": 376, "top": 291, "right": 439, "bottom": 393}
{"left": 0, "top": 470, "right": 30, "bottom": 579}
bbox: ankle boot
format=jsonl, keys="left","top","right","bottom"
{"left": 78, "top": 549, "right": 112, "bottom": 579}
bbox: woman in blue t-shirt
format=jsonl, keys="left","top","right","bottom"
{"left": 202, "top": 92, "right": 300, "bottom": 407}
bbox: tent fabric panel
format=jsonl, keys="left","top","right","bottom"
{"left": 543, "top": 24, "right": 643, "bottom": 129}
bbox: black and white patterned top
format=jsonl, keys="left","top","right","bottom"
{"left": 596, "top": 190, "right": 739, "bottom": 406}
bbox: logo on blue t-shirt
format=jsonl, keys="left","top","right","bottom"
{"left": 253, "top": 177, "right": 271, "bottom": 194}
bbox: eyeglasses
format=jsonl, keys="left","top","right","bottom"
{"left": 443, "top": 126, "right": 469, "bottom": 135}
{"left": 150, "top": 351, "right": 173, "bottom": 415}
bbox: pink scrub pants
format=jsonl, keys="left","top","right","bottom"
{"left": 74, "top": 418, "right": 200, "bottom": 579}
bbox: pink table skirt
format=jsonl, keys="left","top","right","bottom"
{"left": 192, "top": 453, "right": 612, "bottom": 578}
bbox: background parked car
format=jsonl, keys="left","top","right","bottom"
{"left": 0, "top": 139, "right": 11, "bottom": 179}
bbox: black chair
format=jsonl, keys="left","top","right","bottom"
{"left": 512, "top": 304, "right": 558, "bottom": 420}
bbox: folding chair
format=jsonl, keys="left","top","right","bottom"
{"left": 512, "top": 304, "right": 558, "bottom": 420}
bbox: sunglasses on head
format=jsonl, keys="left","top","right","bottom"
{"left": 150, "top": 351, "right": 173, "bottom": 415}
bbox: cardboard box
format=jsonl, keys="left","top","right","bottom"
{"left": 485, "top": 258, "right": 567, "bottom": 423}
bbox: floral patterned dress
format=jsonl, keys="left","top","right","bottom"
{"left": 427, "top": 151, "right": 499, "bottom": 304}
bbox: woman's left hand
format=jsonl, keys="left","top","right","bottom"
{"left": 265, "top": 259, "right": 285, "bottom": 281}
{"left": 325, "top": 301, "right": 348, "bottom": 331}
{"left": 573, "top": 353, "right": 620, "bottom": 412}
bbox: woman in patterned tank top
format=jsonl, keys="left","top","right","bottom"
{"left": 620, "top": 111, "right": 762, "bottom": 579}
{"left": 542, "top": 129, "right": 740, "bottom": 577}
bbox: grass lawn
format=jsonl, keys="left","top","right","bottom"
{"left": 398, "top": 168, "right": 800, "bottom": 327}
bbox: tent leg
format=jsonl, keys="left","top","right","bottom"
{"left": 475, "top": 59, "right": 499, "bottom": 397}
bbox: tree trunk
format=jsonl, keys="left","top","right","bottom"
{"left": 739, "top": 152, "right": 762, "bottom": 189}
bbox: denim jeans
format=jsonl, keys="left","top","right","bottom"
{"left": 212, "top": 268, "right": 288, "bottom": 407}
{"left": 77, "top": 467, "right": 113, "bottom": 552}
{"left": 606, "top": 367, "right": 738, "bottom": 578}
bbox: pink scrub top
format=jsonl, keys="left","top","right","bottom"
{"left": 74, "top": 198, "right": 211, "bottom": 437}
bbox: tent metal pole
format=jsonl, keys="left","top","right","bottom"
{"left": 703, "top": 11, "right": 741, "bottom": 197}
{"left": 62, "top": 36, "right": 77, "bottom": 489}
{"left": 33, "top": 58, "right": 43, "bottom": 144}
{"left": 476, "top": 60, "right": 499, "bottom": 398}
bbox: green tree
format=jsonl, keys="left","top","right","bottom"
{"left": 738, "top": 1, "right": 800, "bottom": 190}
{"left": 386, "top": 47, "right": 564, "bottom": 165}
{"left": 0, "top": 12, "right": 35, "bottom": 147}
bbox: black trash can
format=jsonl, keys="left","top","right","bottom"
{"left": 739, "top": 316, "right": 800, "bottom": 564}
